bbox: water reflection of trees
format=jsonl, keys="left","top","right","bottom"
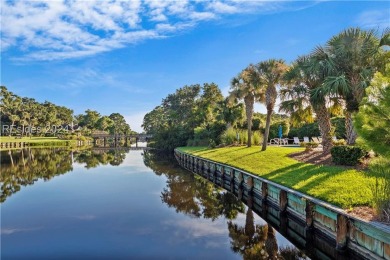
{"left": 143, "top": 150, "right": 245, "bottom": 220}
{"left": 144, "top": 151, "right": 307, "bottom": 260}
{"left": 73, "top": 148, "right": 127, "bottom": 168}
{"left": 227, "top": 209, "right": 280, "bottom": 259}
{"left": 0, "top": 148, "right": 127, "bottom": 203}
{"left": 0, "top": 148, "right": 73, "bottom": 203}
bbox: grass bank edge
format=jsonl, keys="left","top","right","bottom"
{"left": 177, "top": 146, "right": 373, "bottom": 209}
{"left": 0, "top": 136, "right": 92, "bottom": 151}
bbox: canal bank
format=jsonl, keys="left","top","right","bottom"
{"left": 0, "top": 136, "right": 93, "bottom": 150}
{"left": 174, "top": 148, "right": 390, "bottom": 260}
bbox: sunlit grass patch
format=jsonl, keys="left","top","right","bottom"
{"left": 178, "top": 146, "right": 374, "bottom": 209}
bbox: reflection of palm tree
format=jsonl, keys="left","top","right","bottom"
{"left": 265, "top": 226, "right": 278, "bottom": 259}
{"left": 143, "top": 151, "right": 245, "bottom": 220}
{"left": 228, "top": 209, "right": 281, "bottom": 259}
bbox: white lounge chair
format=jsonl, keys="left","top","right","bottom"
{"left": 312, "top": 137, "right": 321, "bottom": 144}
{"left": 293, "top": 137, "right": 300, "bottom": 145}
{"left": 303, "top": 136, "right": 310, "bottom": 143}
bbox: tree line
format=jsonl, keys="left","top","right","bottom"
{"left": 143, "top": 27, "right": 389, "bottom": 155}
{"left": 0, "top": 86, "right": 133, "bottom": 137}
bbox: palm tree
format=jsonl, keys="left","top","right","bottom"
{"left": 283, "top": 55, "right": 334, "bottom": 154}
{"left": 313, "top": 28, "right": 385, "bottom": 145}
{"left": 279, "top": 84, "right": 314, "bottom": 127}
{"left": 229, "top": 65, "right": 264, "bottom": 147}
{"left": 255, "top": 59, "right": 288, "bottom": 151}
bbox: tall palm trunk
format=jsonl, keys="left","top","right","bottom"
{"left": 262, "top": 106, "right": 273, "bottom": 151}
{"left": 244, "top": 95, "right": 254, "bottom": 147}
{"left": 312, "top": 100, "right": 333, "bottom": 154}
{"left": 345, "top": 111, "right": 357, "bottom": 145}
{"left": 262, "top": 86, "right": 276, "bottom": 151}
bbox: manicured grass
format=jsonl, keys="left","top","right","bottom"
{"left": 0, "top": 136, "right": 66, "bottom": 143}
{"left": 178, "top": 146, "right": 374, "bottom": 209}
{"left": 0, "top": 136, "right": 82, "bottom": 150}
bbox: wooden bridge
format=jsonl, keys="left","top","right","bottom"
{"left": 91, "top": 133, "right": 153, "bottom": 147}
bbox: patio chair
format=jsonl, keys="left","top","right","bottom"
{"left": 293, "top": 137, "right": 300, "bottom": 145}
{"left": 312, "top": 137, "right": 321, "bottom": 144}
{"left": 280, "top": 138, "right": 289, "bottom": 145}
{"left": 269, "top": 138, "right": 279, "bottom": 145}
{"left": 303, "top": 136, "right": 310, "bottom": 143}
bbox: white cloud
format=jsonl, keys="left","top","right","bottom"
{"left": 163, "top": 219, "right": 226, "bottom": 238}
{"left": 125, "top": 112, "right": 149, "bottom": 133}
{"left": 1, "top": 226, "right": 42, "bottom": 235}
{"left": 356, "top": 10, "right": 390, "bottom": 30}
{"left": 1, "top": 0, "right": 315, "bottom": 61}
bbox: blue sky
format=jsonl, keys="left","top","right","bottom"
{"left": 1, "top": 1, "right": 389, "bottom": 132}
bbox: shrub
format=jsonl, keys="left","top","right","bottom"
{"left": 288, "top": 117, "right": 345, "bottom": 139}
{"left": 331, "top": 117, "right": 346, "bottom": 139}
{"left": 288, "top": 122, "right": 320, "bottom": 139}
{"left": 186, "top": 139, "right": 194, "bottom": 146}
{"left": 300, "top": 142, "right": 319, "bottom": 151}
{"left": 368, "top": 158, "right": 390, "bottom": 222}
{"left": 333, "top": 139, "right": 346, "bottom": 146}
{"left": 221, "top": 127, "right": 237, "bottom": 145}
{"left": 208, "top": 139, "right": 216, "bottom": 148}
{"left": 331, "top": 146, "right": 367, "bottom": 166}
{"left": 252, "top": 131, "right": 262, "bottom": 145}
{"left": 238, "top": 129, "right": 248, "bottom": 145}
{"left": 268, "top": 121, "right": 290, "bottom": 139}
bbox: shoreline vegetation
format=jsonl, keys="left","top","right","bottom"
{"left": 0, "top": 136, "right": 92, "bottom": 150}
{"left": 178, "top": 146, "right": 383, "bottom": 222}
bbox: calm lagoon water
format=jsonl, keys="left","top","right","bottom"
{"left": 1, "top": 148, "right": 305, "bottom": 259}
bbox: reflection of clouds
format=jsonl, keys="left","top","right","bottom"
{"left": 1, "top": 226, "right": 42, "bottom": 235}
{"left": 73, "top": 214, "right": 96, "bottom": 221}
{"left": 163, "top": 219, "right": 225, "bottom": 238}
{"left": 120, "top": 150, "right": 149, "bottom": 172}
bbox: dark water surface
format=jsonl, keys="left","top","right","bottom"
{"left": 1, "top": 148, "right": 307, "bottom": 259}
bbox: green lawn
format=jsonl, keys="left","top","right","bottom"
{"left": 178, "top": 146, "right": 374, "bottom": 209}
{"left": 0, "top": 136, "right": 66, "bottom": 143}
{"left": 0, "top": 136, "right": 81, "bottom": 150}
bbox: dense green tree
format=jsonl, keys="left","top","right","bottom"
{"left": 142, "top": 106, "right": 166, "bottom": 135}
{"left": 143, "top": 85, "right": 202, "bottom": 150}
{"left": 109, "top": 113, "right": 130, "bottom": 135}
{"left": 96, "top": 116, "right": 114, "bottom": 132}
{"left": 84, "top": 109, "right": 101, "bottom": 130}
{"left": 1, "top": 86, "right": 22, "bottom": 136}
{"left": 215, "top": 97, "right": 244, "bottom": 129}
{"left": 0, "top": 86, "right": 130, "bottom": 137}
{"left": 354, "top": 65, "right": 390, "bottom": 157}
